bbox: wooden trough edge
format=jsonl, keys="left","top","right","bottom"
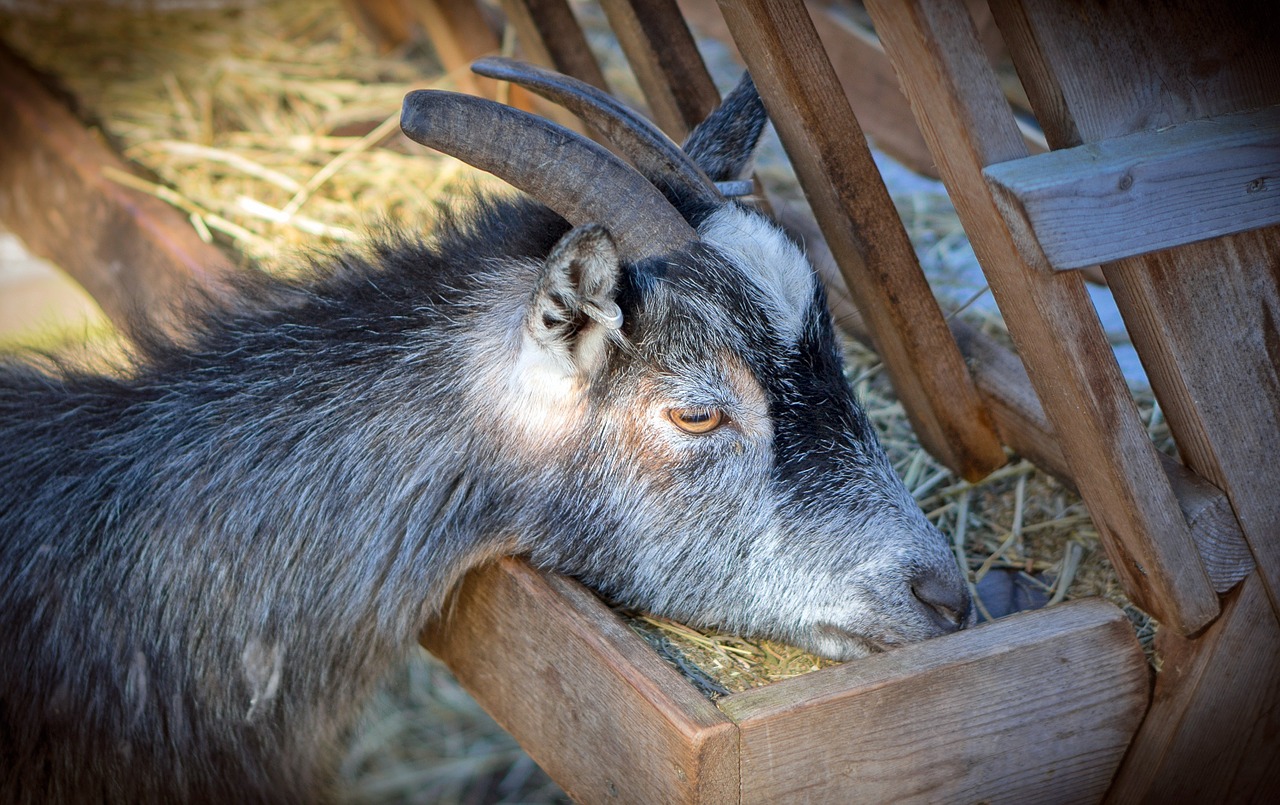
{"left": 423, "top": 558, "right": 1152, "bottom": 804}
{"left": 422, "top": 558, "right": 740, "bottom": 804}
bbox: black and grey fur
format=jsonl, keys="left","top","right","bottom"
{"left": 0, "top": 68, "right": 970, "bottom": 802}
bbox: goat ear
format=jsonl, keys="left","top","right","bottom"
{"left": 526, "top": 224, "right": 624, "bottom": 373}
{"left": 682, "top": 72, "right": 768, "bottom": 182}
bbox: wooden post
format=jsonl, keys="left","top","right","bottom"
{"left": 714, "top": 0, "right": 1008, "bottom": 482}
{"left": 988, "top": 0, "right": 1280, "bottom": 623}
{"left": 863, "top": 0, "right": 1220, "bottom": 635}
{"left": 497, "top": 0, "right": 610, "bottom": 92}
{"left": 598, "top": 0, "right": 721, "bottom": 139}
{"left": 982, "top": 0, "right": 1280, "bottom": 795}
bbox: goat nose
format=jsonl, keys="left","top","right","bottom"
{"left": 911, "top": 570, "right": 972, "bottom": 633}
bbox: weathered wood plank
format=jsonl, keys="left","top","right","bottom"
{"left": 1107, "top": 572, "right": 1280, "bottom": 803}
{"left": 415, "top": 0, "right": 503, "bottom": 99}
{"left": 678, "top": 0, "right": 941, "bottom": 178}
{"left": 988, "top": 1, "right": 1280, "bottom": 796}
{"left": 714, "top": 0, "right": 1007, "bottom": 482}
{"left": 498, "top": 0, "right": 610, "bottom": 92}
{"left": 720, "top": 599, "right": 1150, "bottom": 804}
{"left": 0, "top": 43, "right": 233, "bottom": 337}
{"left": 422, "top": 559, "right": 739, "bottom": 804}
{"left": 340, "top": 0, "right": 417, "bottom": 52}
{"left": 598, "top": 0, "right": 721, "bottom": 140}
{"left": 863, "top": 0, "right": 1220, "bottom": 634}
{"left": 984, "top": 105, "right": 1280, "bottom": 271}
{"left": 990, "top": 0, "right": 1280, "bottom": 622}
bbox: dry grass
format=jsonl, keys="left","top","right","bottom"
{"left": 1, "top": 0, "right": 1161, "bottom": 797}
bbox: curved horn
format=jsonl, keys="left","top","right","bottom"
{"left": 401, "top": 89, "right": 696, "bottom": 263}
{"left": 471, "top": 56, "right": 722, "bottom": 208}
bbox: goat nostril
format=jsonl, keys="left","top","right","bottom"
{"left": 911, "top": 572, "right": 972, "bottom": 632}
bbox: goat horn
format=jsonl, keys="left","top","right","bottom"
{"left": 401, "top": 90, "right": 697, "bottom": 263}
{"left": 470, "top": 57, "right": 722, "bottom": 209}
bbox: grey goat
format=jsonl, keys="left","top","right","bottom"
{"left": 0, "top": 60, "right": 970, "bottom": 802}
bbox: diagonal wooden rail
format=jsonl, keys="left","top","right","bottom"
{"left": 988, "top": 0, "right": 1280, "bottom": 624}
{"left": 713, "top": 0, "right": 1008, "bottom": 482}
{"left": 863, "top": 0, "right": 1220, "bottom": 635}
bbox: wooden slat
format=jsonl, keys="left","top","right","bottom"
{"left": 1107, "top": 572, "right": 1280, "bottom": 802}
{"left": 719, "top": 599, "right": 1150, "bottom": 804}
{"left": 0, "top": 43, "right": 233, "bottom": 337}
{"left": 678, "top": 0, "right": 941, "bottom": 177}
{"left": 422, "top": 559, "right": 739, "bottom": 804}
{"left": 598, "top": 0, "right": 721, "bottom": 140}
{"left": 498, "top": 0, "right": 610, "bottom": 92}
{"left": 989, "top": 0, "right": 1280, "bottom": 625}
{"left": 863, "top": 0, "right": 1220, "bottom": 634}
{"left": 340, "top": 0, "right": 417, "bottom": 52}
{"left": 984, "top": 105, "right": 1280, "bottom": 271}
{"left": 414, "top": 0, "right": 503, "bottom": 98}
{"left": 986, "top": 1, "right": 1280, "bottom": 795}
{"left": 714, "top": 0, "right": 1007, "bottom": 482}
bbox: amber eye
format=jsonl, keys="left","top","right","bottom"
{"left": 667, "top": 407, "right": 725, "bottom": 434}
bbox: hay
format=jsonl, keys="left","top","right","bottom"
{"left": 1, "top": 0, "right": 513, "bottom": 271}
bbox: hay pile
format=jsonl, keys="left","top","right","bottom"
{"left": 1, "top": 0, "right": 1158, "bottom": 795}
{"left": 2, "top": 0, "right": 514, "bottom": 272}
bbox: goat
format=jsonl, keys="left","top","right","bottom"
{"left": 0, "top": 60, "right": 972, "bottom": 802}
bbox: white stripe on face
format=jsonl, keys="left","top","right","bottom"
{"left": 698, "top": 206, "right": 815, "bottom": 346}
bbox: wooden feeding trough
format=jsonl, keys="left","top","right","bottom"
{"left": 424, "top": 558, "right": 1149, "bottom": 803}
{"left": 2, "top": 0, "right": 1278, "bottom": 802}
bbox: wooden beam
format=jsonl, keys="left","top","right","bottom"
{"left": 776, "top": 196, "right": 1253, "bottom": 595}
{"left": 678, "top": 0, "right": 941, "bottom": 177}
{"left": 714, "top": 0, "right": 1008, "bottom": 482}
{"left": 984, "top": 105, "right": 1280, "bottom": 271}
{"left": 720, "top": 599, "right": 1150, "bottom": 803}
{"left": 598, "top": 0, "right": 721, "bottom": 140}
{"left": 0, "top": 44, "right": 233, "bottom": 337}
{"left": 863, "top": 0, "right": 1220, "bottom": 634}
{"left": 340, "top": 0, "right": 417, "bottom": 52}
{"left": 987, "top": 2, "right": 1280, "bottom": 795}
{"left": 989, "top": 0, "right": 1280, "bottom": 626}
{"left": 497, "top": 0, "right": 610, "bottom": 92}
{"left": 1107, "top": 572, "right": 1280, "bottom": 802}
{"left": 422, "top": 559, "right": 739, "bottom": 804}
{"left": 413, "top": 0, "right": 503, "bottom": 98}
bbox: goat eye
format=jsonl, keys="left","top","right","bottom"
{"left": 667, "top": 407, "right": 725, "bottom": 434}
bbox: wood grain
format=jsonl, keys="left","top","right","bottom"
{"left": 715, "top": 0, "right": 1007, "bottom": 482}
{"left": 984, "top": 105, "right": 1280, "bottom": 271}
{"left": 598, "top": 0, "right": 721, "bottom": 140}
{"left": 422, "top": 559, "right": 739, "bottom": 804}
{"left": 987, "top": 0, "right": 1280, "bottom": 795}
{"left": 1107, "top": 572, "right": 1280, "bottom": 803}
{"left": 498, "top": 0, "right": 610, "bottom": 92}
{"left": 0, "top": 43, "right": 234, "bottom": 337}
{"left": 720, "top": 599, "right": 1150, "bottom": 804}
{"left": 864, "top": 0, "right": 1219, "bottom": 634}
{"left": 990, "top": 0, "right": 1280, "bottom": 622}
{"left": 677, "top": 0, "right": 940, "bottom": 178}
